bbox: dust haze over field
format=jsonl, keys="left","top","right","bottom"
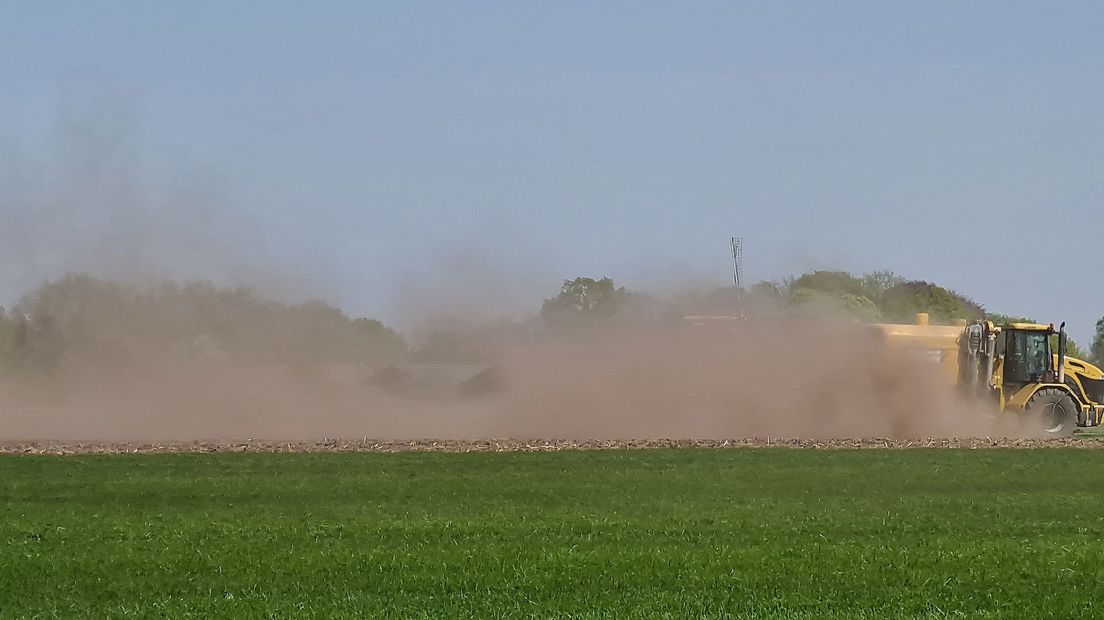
{"left": 0, "top": 94, "right": 1012, "bottom": 443}
{"left": 0, "top": 299, "right": 1010, "bottom": 442}
{"left": 0, "top": 139, "right": 1013, "bottom": 442}
{"left": 0, "top": 77, "right": 345, "bottom": 309}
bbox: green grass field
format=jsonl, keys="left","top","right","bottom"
{"left": 3, "top": 449, "right": 1104, "bottom": 618}
{"left": 1075, "top": 425, "right": 1104, "bottom": 438}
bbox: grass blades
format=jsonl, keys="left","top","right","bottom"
{"left": 2, "top": 449, "right": 1104, "bottom": 618}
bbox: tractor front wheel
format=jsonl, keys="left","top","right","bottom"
{"left": 1026, "top": 388, "right": 1079, "bottom": 438}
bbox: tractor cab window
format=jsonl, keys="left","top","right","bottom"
{"left": 1004, "top": 330, "right": 1051, "bottom": 384}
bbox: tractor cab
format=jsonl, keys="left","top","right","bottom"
{"left": 961, "top": 320, "right": 1081, "bottom": 434}
{"left": 996, "top": 323, "right": 1059, "bottom": 387}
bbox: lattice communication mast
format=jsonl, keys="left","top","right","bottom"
{"left": 730, "top": 237, "right": 743, "bottom": 303}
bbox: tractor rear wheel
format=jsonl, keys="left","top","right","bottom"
{"left": 1026, "top": 388, "right": 1079, "bottom": 437}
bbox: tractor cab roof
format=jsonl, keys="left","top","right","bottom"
{"left": 998, "top": 322, "right": 1055, "bottom": 333}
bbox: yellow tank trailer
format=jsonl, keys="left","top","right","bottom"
{"left": 868, "top": 313, "right": 964, "bottom": 383}
{"left": 871, "top": 313, "right": 1104, "bottom": 436}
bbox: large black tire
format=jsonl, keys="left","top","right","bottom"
{"left": 1026, "top": 388, "right": 1079, "bottom": 437}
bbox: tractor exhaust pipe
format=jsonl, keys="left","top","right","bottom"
{"left": 984, "top": 329, "right": 996, "bottom": 389}
{"left": 1058, "top": 322, "right": 1067, "bottom": 384}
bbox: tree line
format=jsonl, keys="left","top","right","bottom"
{"left": 0, "top": 274, "right": 405, "bottom": 374}
{"left": 541, "top": 271, "right": 1104, "bottom": 364}
{"left": 4, "top": 270, "right": 1103, "bottom": 373}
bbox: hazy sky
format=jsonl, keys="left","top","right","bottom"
{"left": 2, "top": 2, "right": 1102, "bottom": 339}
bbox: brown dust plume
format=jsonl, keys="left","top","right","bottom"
{"left": 0, "top": 302, "right": 1012, "bottom": 442}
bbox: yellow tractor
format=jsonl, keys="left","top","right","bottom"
{"left": 872, "top": 314, "right": 1104, "bottom": 436}
{"left": 958, "top": 320, "right": 1104, "bottom": 436}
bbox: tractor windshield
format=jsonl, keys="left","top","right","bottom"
{"left": 1004, "top": 330, "right": 1051, "bottom": 384}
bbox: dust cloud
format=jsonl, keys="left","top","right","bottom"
{"left": 0, "top": 305, "right": 1012, "bottom": 442}
{"left": 0, "top": 75, "right": 331, "bottom": 309}
{"left": 0, "top": 85, "right": 1014, "bottom": 443}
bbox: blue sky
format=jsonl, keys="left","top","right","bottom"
{"left": 2, "top": 2, "right": 1102, "bottom": 339}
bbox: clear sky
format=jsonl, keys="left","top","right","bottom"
{"left": 2, "top": 2, "right": 1102, "bottom": 340}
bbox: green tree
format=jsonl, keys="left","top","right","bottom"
{"left": 1091, "top": 316, "right": 1104, "bottom": 365}
{"left": 860, "top": 270, "right": 904, "bottom": 301}
{"left": 838, "top": 293, "right": 882, "bottom": 321}
{"left": 541, "top": 277, "right": 629, "bottom": 324}
{"left": 791, "top": 271, "right": 864, "bottom": 296}
{"left": 1052, "top": 334, "right": 1087, "bottom": 361}
{"left": 788, "top": 287, "right": 881, "bottom": 321}
{"left": 750, "top": 280, "right": 782, "bottom": 299}
{"left": 3, "top": 273, "right": 406, "bottom": 370}
{"left": 879, "top": 280, "right": 984, "bottom": 324}
{"left": 351, "top": 318, "right": 406, "bottom": 358}
{"left": 785, "top": 271, "right": 882, "bottom": 320}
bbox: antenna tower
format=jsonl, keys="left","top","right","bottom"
{"left": 730, "top": 237, "right": 743, "bottom": 287}
{"left": 730, "top": 237, "right": 743, "bottom": 305}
